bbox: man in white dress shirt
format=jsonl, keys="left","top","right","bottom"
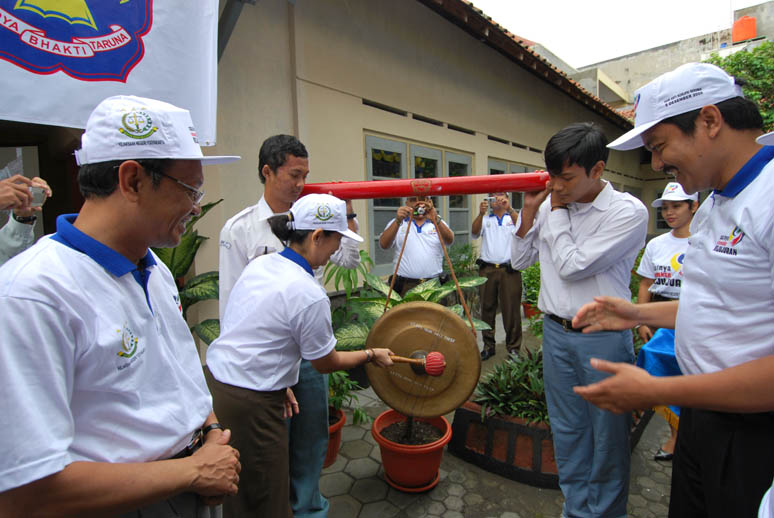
{"left": 218, "top": 134, "right": 360, "bottom": 518}
{"left": 511, "top": 122, "right": 648, "bottom": 518}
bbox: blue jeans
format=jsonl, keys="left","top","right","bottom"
{"left": 543, "top": 316, "right": 633, "bottom": 518}
{"left": 287, "top": 360, "right": 329, "bottom": 518}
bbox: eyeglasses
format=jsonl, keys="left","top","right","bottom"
{"left": 154, "top": 170, "right": 205, "bottom": 205}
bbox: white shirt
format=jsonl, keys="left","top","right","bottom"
{"left": 636, "top": 231, "right": 690, "bottom": 300}
{"left": 0, "top": 215, "right": 35, "bottom": 266}
{"left": 381, "top": 218, "right": 452, "bottom": 279}
{"left": 760, "top": 481, "right": 773, "bottom": 518}
{"left": 675, "top": 147, "right": 774, "bottom": 376}
{"left": 474, "top": 212, "right": 517, "bottom": 264}
{"left": 0, "top": 215, "right": 212, "bottom": 493}
{"left": 207, "top": 250, "right": 337, "bottom": 391}
{"left": 511, "top": 182, "right": 648, "bottom": 319}
{"left": 218, "top": 195, "right": 360, "bottom": 319}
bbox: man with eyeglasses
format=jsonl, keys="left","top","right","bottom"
{"left": 0, "top": 95, "right": 242, "bottom": 518}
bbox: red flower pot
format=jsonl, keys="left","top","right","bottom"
{"left": 522, "top": 302, "right": 541, "bottom": 319}
{"left": 324, "top": 408, "right": 346, "bottom": 468}
{"left": 371, "top": 409, "right": 452, "bottom": 492}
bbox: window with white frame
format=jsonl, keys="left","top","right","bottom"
{"left": 366, "top": 135, "right": 472, "bottom": 276}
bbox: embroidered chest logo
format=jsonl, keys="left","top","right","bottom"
{"left": 0, "top": 0, "right": 153, "bottom": 82}
{"left": 119, "top": 109, "right": 157, "bottom": 139}
{"left": 713, "top": 225, "right": 744, "bottom": 256}
{"left": 173, "top": 294, "right": 182, "bottom": 314}
{"left": 116, "top": 322, "right": 139, "bottom": 358}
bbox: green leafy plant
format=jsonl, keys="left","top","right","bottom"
{"left": 443, "top": 242, "right": 478, "bottom": 277}
{"left": 527, "top": 314, "right": 543, "bottom": 339}
{"left": 152, "top": 199, "right": 222, "bottom": 344}
{"left": 324, "top": 249, "right": 375, "bottom": 298}
{"left": 332, "top": 271, "right": 491, "bottom": 351}
{"left": 521, "top": 262, "right": 540, "bottom": 306}
{"left": 706, "top": 41, "right": 774, "bottom": 132}
{"left": 474, "top": 348, "right": 549, "bottom": 426}
{"left": 328, "top": 370, "right": 369, "bottom": 425}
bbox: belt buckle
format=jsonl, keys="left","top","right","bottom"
{"left": 494, "top": 263, "right": 500, "bottom": 268}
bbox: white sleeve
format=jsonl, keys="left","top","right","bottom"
{"left": 510, "top": 210, "right": 540, "bottom": 271}
{"left": 0, "top": 297, "right": 76, "bottom": 492}
{"left": 543, "top": 201, "right": 648, "bottom": 282}
{"left": 330, "top": 219, "right": 362, "bottom": 269}
{"left": 379, "top": 219, "right": 398, "bottom": 250}
{"left": 0, "top": 218, "right": 35, "bottom": 266}
{"left": 290, "top": 298, "right": 337, "bottom": 361}
{"left": 218, "top": 224, "right": 248, "bottom": 321}
{"left": 636, "top": 241, "right": 657, "bottom": 279}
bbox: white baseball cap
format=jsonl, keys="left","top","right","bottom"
{"left": 651, "top": 182, "right": 699, "bottom": 208}
{"left": 74, "top": 95, "right": 240, "bottom": 166}
{"left": 756, "top": 132, "right": 774, "bottom": 146}
{"left": 609, "top": 63, "right": 744, "bottom": 151}
{"left": 291, "top": 194, "right": 364, "bottom": 242}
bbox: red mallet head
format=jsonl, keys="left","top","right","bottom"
{"left": 424, "top": 351, "right": 446, "bottom": 377}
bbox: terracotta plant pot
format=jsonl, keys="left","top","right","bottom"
{"left": 371, "top": 409, "right": 452, "bottom": 492}
{"left": 324, "top": 407, "right": 346, "bottom": 469}
{"left": 521, "top": 302, "right": 541, "bottom": 319}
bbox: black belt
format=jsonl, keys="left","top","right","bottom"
{"left": 479, "top": 260, "right": 511, "bottom": 269}
{"left": 397, "top": 275, "right": 438, "bottom": 283}
{"left": 547, "top": 313, "right": 586, "bottom": 333}
{"left": 170, "top": 429, "right": 204, "bottom": 459}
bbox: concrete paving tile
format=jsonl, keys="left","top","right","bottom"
{"left": 443, "top": 494, "right": 464, "bottom": 511}
{"left": 386, "top": 487, "right": 423, "bottom": 510}
{"left": 327, "top": 494, "right": 361, "bottom": 518}
{"left": 351, "top": 477, "right": 389, "bottom": 503}
{"left": 499, "top": 513, "right": 523, "bottom": 518}
{"left": 322, "top": 454, "right": 347, "bottom": 474}
{"left": 341, "top": 425, "right": 365, "bottom": 441}
{"left": 442, "top": 511, "right": 465, "bottom": 518}
{"left": 448, "top": 469, "right": 466, "bottom": 483}
{"left": 427, "top": 501, "right": 446, "bottom": 515}
{"left": 463, "top": 493, "right": 484, "bottom": 506}
{"left": 346, "top": 457, "right": 380, "bottom": 479}
{"left": 320, "top": 472, "right": 354, "bottom": 497}
{"left": 637, "top": 476, "right": 656, "bottom": 489}
{"left": 446, "top": 483, "right": 465, "bottom": 497}
{"left": 340, "top": 439, "right": 372, "bottom": 459}
{"left": 404, "top": 502, "right": 428, "bottom": 518}
{"left": 369, "top": 445, "right": 382, "bottom": 462}
{"left": 359, "top": 500, "right": 400, "bottom": 518}
{"left": 428, "top": 484, "right": 448, "bottom": 501}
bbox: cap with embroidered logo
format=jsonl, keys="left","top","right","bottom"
{"left": 74, "top": 95, "right": 240, "bottom": 166}
{"left": 290, "top": 194, "right": 364, "bottom": 242}
{"left": 651, "top": 182, "right": 699, "bottom": 208}
{"left": 609, "top": 63, "right": 744, "bottom": 151}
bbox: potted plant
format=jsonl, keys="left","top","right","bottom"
{"left": 448, "top": 348, "right": 559, "bottom": 488}
{"left": 371, "top": 408, "right": 452, "bottom": 492}
{"left": 520, "top": 262, "right": 541, "bottom": 319}
{"left": 325, "top": 370, "right": 369, "bottom": 468}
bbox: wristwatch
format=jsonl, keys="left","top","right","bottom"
{"left": 12, "top": 213, "right": 36, "bottom": 224}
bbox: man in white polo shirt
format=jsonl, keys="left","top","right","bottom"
{"left": 0, "top": 96, "right": 242, "bottom": 518}
{"left": 471, "top": 191, "right": 521, "bottom": 360}
{"left": 379, "top": 195, "right": 454, "bottom": 296}
{"left": 572, "top": 62, "right": 774, "bottom": 518}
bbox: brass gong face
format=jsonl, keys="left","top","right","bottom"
{"left": 365, "top": 301, "right": 481, "bottom": 417}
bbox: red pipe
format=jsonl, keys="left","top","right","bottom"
{"left": 300, "top": 172, "right": 549, "bottom": 199}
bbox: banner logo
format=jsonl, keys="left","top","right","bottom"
{"left": 0, "top": 0, "right": 153, "bottom": 82}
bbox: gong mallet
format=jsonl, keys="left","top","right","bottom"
{"left": 388, "top": 350, "right": 446, "bottom": 377}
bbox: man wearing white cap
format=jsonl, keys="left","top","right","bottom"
{"left": 0, "top": 95, "right": 242, "bottom": 518}
{"left": 572, "top": 63, "right": 774, "bottom": 518}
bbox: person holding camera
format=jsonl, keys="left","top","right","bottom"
{"left": 379, "top": 195, "right": 454, "bottom": 296}
{"left": 0, "top": 173, "right": 52, "bottom": 266}
{"left": 471, "top": 192, "right": 521, "bottom": 360}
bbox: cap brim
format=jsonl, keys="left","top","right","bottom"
{"left": 608, "top": 119, "right": 661, "bottom": 151}
{"left": 756, "top": 131, "right": 774, "bottom": 146}
{"left": 651, "top": 199, "right": 664, "bottom": 208}
{"left": 339, "top": 229, "right": 364, "bottom": 243}
{"left": 200, "top": 155, "right": 241, "bottom": 165}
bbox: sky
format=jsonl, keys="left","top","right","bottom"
{"left": 469, "top": 0, "right": 767, "bottom": 69}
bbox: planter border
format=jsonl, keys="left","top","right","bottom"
{"left": 449, "top": 401, "right": 558, "bottom": 489}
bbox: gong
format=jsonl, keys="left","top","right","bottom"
{"left": 365, "top": 301, "right": 481, "bottom": 418}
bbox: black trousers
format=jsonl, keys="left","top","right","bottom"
{"left": 669, "top": 407, "right": 774, "bottom": 518}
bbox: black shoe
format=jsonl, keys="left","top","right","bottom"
{"left": 654, "top": 448, "right": 673, "bottom": 461}
{"left": 480, "top": 349, "right": 495, "bottom": 361}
